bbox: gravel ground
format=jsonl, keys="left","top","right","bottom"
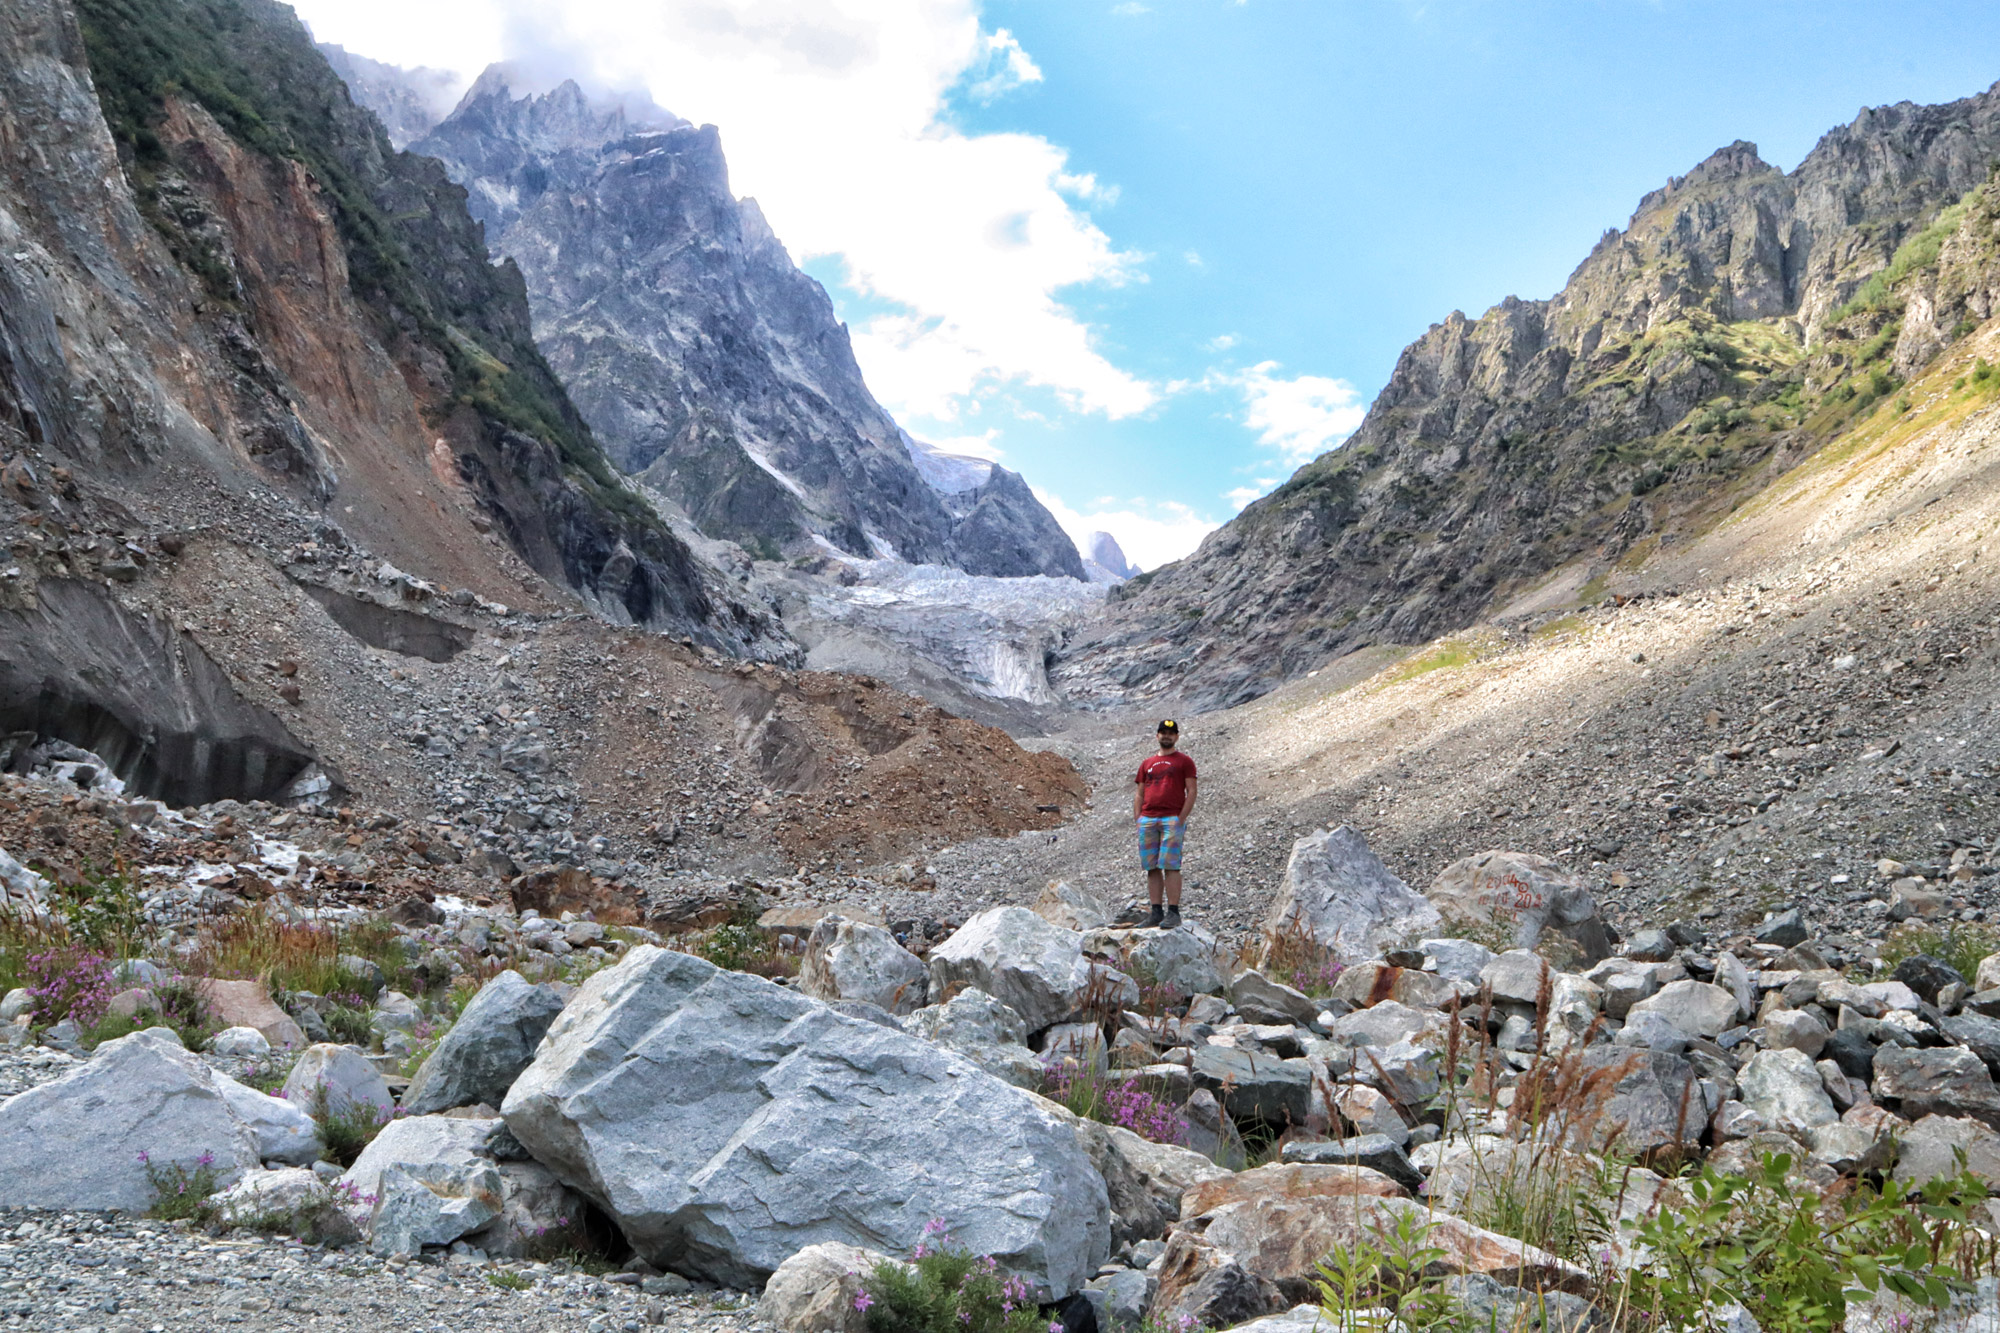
{"left": 0, "top": 1210, "right": 766, "bottom": 1332}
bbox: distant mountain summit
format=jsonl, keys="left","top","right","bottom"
{"left": 317, "top": 44, "right": 463, "bottom": 149}
{"left": 1082, "top": 532, "right": 1136, "bottom": 583}
{"left": 331, "top": 58, "right": 1084, "bottom": 580}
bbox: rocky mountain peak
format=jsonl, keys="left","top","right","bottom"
{"left": 1635, "top": 139, "right": 1776, "bottom": 209}
{"left": 1082, "top": 532, "right": 1135, "bottom": 583}
{"left": 375, "top": 68, "right": 1085, "bottom": 581}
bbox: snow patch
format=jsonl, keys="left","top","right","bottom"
{"left": 902, "top": 431, "right": 995, "bottom": 495}
{"left": 741, "top": 442, "right": 812, "bottom": 502}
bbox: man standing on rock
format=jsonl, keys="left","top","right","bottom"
{"left": 1135, "top": 719, "right": 1198, "bottom": 929}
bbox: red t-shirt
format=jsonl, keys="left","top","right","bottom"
{"left": 1136, "top": 751, "right": 1197, "bottom": 817}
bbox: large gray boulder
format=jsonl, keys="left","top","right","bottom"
{"left": 800, "top": 916, "right": 930, "bottom": 1015}
{"left": 902, "top": 988, "right": 1043, "bottom": 1088}
{"left": 1569, "top": 1048, "right": 1705, "bottom": 1154}
{"left": 1894, "top": 1115, "right": 2000, "bottom": 1188}
{"left": 213, "top": 1071, "right": 320, "bottom": 1166}
{"left": 1736, "top": 1049, "right": 1838, "bottom": 1138}
{"left": 1627, "top": 980, "right": 1740, "bottom": 1040}
{"left": 929, "top": 906, "right": 1135, "bottom": 1033}
{"left": 402, "top": 970, "right": 565, "bottom": 1114}
{"left": 368, "top": 1161, "right": 504, "bottom": 1256}
{"left": 1083, "top": 925, "right": 1225, "bottom": 999}
{"left": 339, "top": 1114, "right": 501, "bottom": 1205}
{"left": 282, "top": 1044, "right": 394, "bottom": 1119}
{"left": 1874, "top": 1047, "right": 2000, "bottom": 1128}
{"left": 1190, "top": 1046, "right": 1314, "bottom": 1123}
{"left": 0, "top": 1028, "right": 259, "bottom": 1211}
{"left": 503, "top": 946, "right": 1111, "bottom": 1293}
{"left": 1428, "top": 851, "right": 1613, "bottom": 965}
{"left": 1261, "top": 826, "right": 1440, "bottom": 966}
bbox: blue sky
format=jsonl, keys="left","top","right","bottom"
{"left": 297, "top": 0, "right": 2000, "bottom": 567}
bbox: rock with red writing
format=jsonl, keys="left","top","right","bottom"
{"left": 1427, "top": 851, "right": 1613, "bottom": 967}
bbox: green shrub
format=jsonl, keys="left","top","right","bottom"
{"left": 1315, "top": 1206, "right": 1464, "bottom": 1333}
{"left": 1880, "top": 921, "right": 2000, "bottom": 982}
{"left": 861, "top": 1226, "right": 1054, "bottom": 1333}
{"left": 1832, "top": 195, "right": 1974, "bottom": 321}
{"left": 309, "top": 1085, "right": 391, "bottom": 1167}
{"left": 321, "top": 994, "right": 374, "bottom": 1048}
{"left": 83, "top": 978, "right": 219, "bottom": 1051}
{"left": 1614, "top": 1154, "right": 1991, "bottom": 1333}
{"left": 141, "top": 1150, "right": 221, "bottom": 1223}
{"left": 52, "top": 868, "right": 145, "bottom": 957}
{"left": 487, "top": 1270, "right": 535, "bottom": 1291}
{"left": 1975, "top": 358, "right": 1995, "bottom": 384}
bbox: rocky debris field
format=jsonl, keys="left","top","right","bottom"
{"left": 935, "top": 394, "right": 2000, "bottom": 958}
{"left": 11, "top": 806, "right": 2000, "bottom": 1333}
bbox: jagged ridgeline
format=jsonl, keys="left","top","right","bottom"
{"left": 70, "top": 0, "right": 746, "bottom": 638}
{"left": 1061, "top": 93, "right": 2000, "bottom": 710}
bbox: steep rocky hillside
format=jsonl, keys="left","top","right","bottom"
{"left": 0, "top": 0, "right": 1085, "bottom": 874}
{"left": 396, "top": 68, "right": 1084, "bottom": 579}
{"left": 4, "top": 0, "right": 777, "bottom": 648}
{"left": 1061, "top": 86, "right": 2000, "bottom": 710}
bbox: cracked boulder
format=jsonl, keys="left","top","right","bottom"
{"left": 503, "top": 946, "right": 1110, "bottom": 1293}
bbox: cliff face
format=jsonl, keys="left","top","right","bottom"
{"left": 8, "top": 0, "right": 781, "bottom": 652}
{"left": 398, "top": 68, "right": 1084, "bottom": 579}
{"left": 1058, "top": 84, "right": 2000, "bottom": 710}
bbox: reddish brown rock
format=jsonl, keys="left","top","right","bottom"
{"left": 1181, "top": 1162, "right": 1405, "bottom": 1219}
{"left": 197, "top": 978, "right": 306, "bottom": 1049}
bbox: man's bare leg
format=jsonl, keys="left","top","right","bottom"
{"left": 1162, "top": 869, "right": 1182, "bottom": 906}
{"left": 1147, "top": 868, "right": 1167, "bottom": 904}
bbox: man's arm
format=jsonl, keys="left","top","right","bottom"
{"left": 1181, "top": 777, "right": 1198, "bottom": 820}
{"left": 1133, "top": 771, "right": 1145, "bottom": 819}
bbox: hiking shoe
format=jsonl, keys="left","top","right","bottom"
{"left": 1144, "top": 904, "right": 1164, "bottom": 928}
{"left": 1163, "top": 906, "right": 1182, "bottom": 931}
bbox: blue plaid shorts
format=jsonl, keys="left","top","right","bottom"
{"left": 1137, "top": 816, "right": 1185, "bottom": 871}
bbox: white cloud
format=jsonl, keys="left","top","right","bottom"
{"left": 1223, "top": 478, "right": 1279, "bottom": 511}
{"left": 1112, "top": 2, "right": 1150, "bottom": 14}
{"left": 1183, "top": 249, "right": 1204, "bottom": 267}
{"left": 1234, "top": 360, "right": 1367, "bottom": 466}
{"left": 291, "top": 0, "right": 1155, "bottom": 425}
{"left": 964, "top": 28, "right": 1041, "bottom": 102}
{"left": 1207, "top": 333, "right": 1239, "bottom": 351}
{"left": 1034, "top": 488, "right": 1218, "bottom": 572}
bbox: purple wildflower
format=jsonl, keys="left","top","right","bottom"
{"left": 853, "top": 1290, "right": 875, "bottom": 1313}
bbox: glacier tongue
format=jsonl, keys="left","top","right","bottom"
{"left": 802, "top": 559, "right": 1105, "bottom": 705}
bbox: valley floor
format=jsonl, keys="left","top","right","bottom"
{"left": 913, "top": 333, "right": 2000, "bottom": 959}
